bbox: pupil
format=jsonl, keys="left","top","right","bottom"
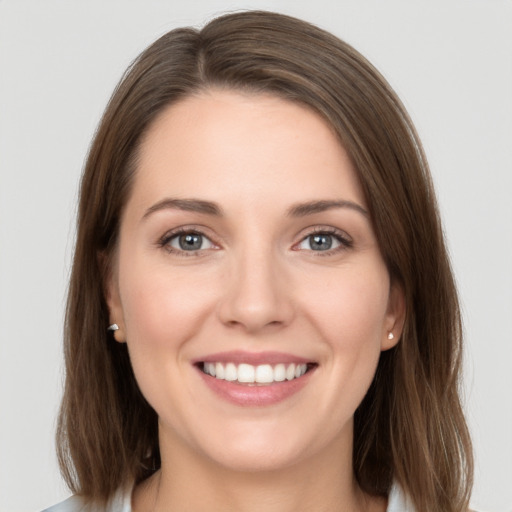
{"left": 179, "top": 233, "right": 202, "bottom": 250}
{"left": 311, "top": 234, "right": 332, "bottom": 250}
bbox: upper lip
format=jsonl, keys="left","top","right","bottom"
{"left": 193, "top": 350, "right": 314, "bottom": 366}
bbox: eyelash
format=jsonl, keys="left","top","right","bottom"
{"left": 157, "top": 226, "right": 353, "bottom": 257}
{"left": 158, "top": 227, "right": 215, "bottom": 257}
{"left": 296, "top": 227, "right": 353, "bottom": 256}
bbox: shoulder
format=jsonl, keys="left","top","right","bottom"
{"left": 386, "top": 483, "right": 480, "bottom": 512}
{"left": 42, "top": 495, "right": 89, "bottom": 512}
{"left": 41, "top": 486, "right": 132, "bottom": 512}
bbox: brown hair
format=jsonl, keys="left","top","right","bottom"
{"left": 57, "top": 10, "right": 473, "bottom": 511}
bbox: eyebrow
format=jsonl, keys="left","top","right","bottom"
{"left": 142, "top": 198, "right": 223, "bottom": 219}
{"left": 142, "top": 197, "right": 368, "bottom": 220}
{"left": 287, "top": 199, "right": 368, "bottom": 218}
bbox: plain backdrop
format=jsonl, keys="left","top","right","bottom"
{"left": 0, "top": 1, "right": 511, "bottom": 511}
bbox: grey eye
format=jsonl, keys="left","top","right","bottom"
{"left": 169, "top": 233, "right": 214, "bottom": 251}
{"left": 298, "top": 234, "right": 341, "bottom": 251}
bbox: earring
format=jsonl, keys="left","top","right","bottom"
{"left": 387, "top": 332, "right": 394, "bottom": 340}
{"left": 108, "top": 324, "right": 119, "bottom": 331}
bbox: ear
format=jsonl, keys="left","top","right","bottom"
{"left": 381, "top": 280, "right": 406, "bottom": 351}
{"left": 99, "top": 251, "right": 127, "bottom": 344}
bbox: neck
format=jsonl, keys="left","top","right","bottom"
{"left": 132, "top": 427, "right": 386, "bottom": 512}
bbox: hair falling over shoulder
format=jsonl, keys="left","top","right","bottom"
{"left": 57, "top": 10, "right": 473, "bottom": 511}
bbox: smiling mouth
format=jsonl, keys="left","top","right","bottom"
{"left": 198, "top": 362, "right": 317, "bottom": 385}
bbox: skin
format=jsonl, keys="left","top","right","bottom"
{"left": 106, "top": 90, "right": 405, "bottom": 512}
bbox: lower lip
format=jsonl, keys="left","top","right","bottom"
{"left": 197, "top": 367, "right": 315, "bottom": 407}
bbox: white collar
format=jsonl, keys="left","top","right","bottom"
{"left": 387, "top": 482, "right": 416, "bottom": 511}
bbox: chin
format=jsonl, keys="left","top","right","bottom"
{"left": 204, "top": 443, "right": 305, "bottom": 474}
{"left": 190, "top": 419, "right": 332, "bottom": 475}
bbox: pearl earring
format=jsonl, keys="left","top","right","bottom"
{"left": 387, "top": 332, "right": 394, "bottom": 340}
{"left": 108, "top": 324, "right": 119, "bottom": 331}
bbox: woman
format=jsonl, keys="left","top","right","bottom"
{"left": 46, "top": 10, "right": 473, "bottom": 512}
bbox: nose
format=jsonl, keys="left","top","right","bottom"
{"left": 217, "top": 246, "right": 295, "bottom": 334}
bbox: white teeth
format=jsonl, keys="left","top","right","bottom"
{"left": 274, "top": 363, "right": 286, "bottom": 382}
{"left": 215, "top": 362, "right": 224, "bottom": 379}
{"left": 225, "top": 363, "right": 237, "bottom": 381}
{"left": 202, "top": 362, "right": 309, "bottom": 384}
{"left": 238, "top": 364, "right": 255, "bottom": 383}
{"left": 206, "top": 362, "right": 216, "bottom": 377}
{"left": 255, "top": 364, "right": 274, "bottom": 383}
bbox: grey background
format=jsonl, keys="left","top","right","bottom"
{"left": 0, "top": 1, "right": 511, "bottom": 511}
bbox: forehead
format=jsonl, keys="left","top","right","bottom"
{"left": 130, "top": 89, "right": 365, "bottom": 211}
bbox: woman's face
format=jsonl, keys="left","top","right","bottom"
{"left": 107, "top": 90, "right": 403, "bottom": 472}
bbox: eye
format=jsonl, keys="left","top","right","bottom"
{"left": 296, "top": 229, "right": 352, "bottom": 253}
{"left": 162, "top": 230, "right": 216, "bottom": 253}
{"left": 298, "top": 233, "right": 340, "bottom": 251}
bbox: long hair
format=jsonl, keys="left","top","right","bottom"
{"left": 57, "top": 10, "right": 473, "bottom": 511}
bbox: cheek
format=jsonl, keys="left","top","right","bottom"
{"left": 305, "top": 265, "right": 389, "bottom": 341}
{"left": 117, "top": 257, "right": 220, "bottom": 416}
{"left": 118, "top": 255, "right": 217, "bottom": 359}
{"left": 300, "top": 263, "right": 390, "bottom": 405}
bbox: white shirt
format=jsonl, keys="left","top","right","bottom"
{"left": 42, "top": 482, "right": 415, "bottom": 511}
